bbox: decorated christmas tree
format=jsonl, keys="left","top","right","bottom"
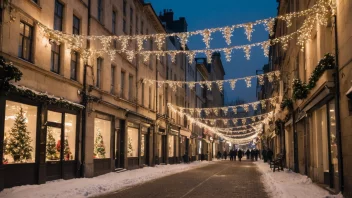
{"left": 127, "top": 136, "right": 133, "bottom": 157}
{"left": 6, "top": 107, "right": 33, "bottom": 163}
{"left": 64, "top": 138, "right": 72, "bottom": 160}
{"left": 46, "top": 127, "right": 58, "bottom": 160}
{"left": 94, "top": 128, "right": 106, "bottom": 158}
{"left": 3, "top": 132, "right": 9, "bottom": 164}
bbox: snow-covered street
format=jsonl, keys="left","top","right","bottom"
{"left": 255, "top": 161, "right": 343, "bottom": 198}
{"left": 0, "top": 161, "right": 211, "bottom": 198}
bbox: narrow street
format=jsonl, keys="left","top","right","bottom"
{"left": 98, "top": 160, "right": 268, "bottom": 198}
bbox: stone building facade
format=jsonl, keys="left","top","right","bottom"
{"left": 0, "top": 0, "right": 225, "bottom": 191}
{"left": 260, "top": 0, "right": 352, "bottom": 196}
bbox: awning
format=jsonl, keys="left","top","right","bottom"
{"left": 180, "top": 129, "right": 191, "bottom": 138}
{"left": 301, "top": 82, "right": 334, "bottom": 113}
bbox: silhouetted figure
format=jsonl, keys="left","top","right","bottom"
{"left": 246, "top": 149, "right": 250, "bottom": 159}
{"left": 234, "top": 149, "right": 238, "bottom": 161}
{"left": 238, "top": 149, "right": 243, "bottom": 162}
{"left": 217, "top": 151, "right": 222, "bottom": 160}
{"left": 229, "top": 150, "right": 234, "bottom": 161}
{"left": 262, "top": 148, "right": 268, "bottom": 162}
{"left": 267, "top": 148, "right": 274, "bottom": 163}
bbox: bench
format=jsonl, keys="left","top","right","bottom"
{"left": 270, "top": 153, "right": 284, "bottom": 172}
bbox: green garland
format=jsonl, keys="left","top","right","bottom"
{"left": 0, "top": 56, "right": 83, "bottom": 111}
{"left": 292, "top": 53, "right": 335, "bottom": 100}
{"left": 280, "top": 98, "right": 293, "bottom": 111}
{"left": 8, "top": 85, "right": 83, "bottom": 110}
{"left": 0, "top": 56, "right": 23, "bottom": 91}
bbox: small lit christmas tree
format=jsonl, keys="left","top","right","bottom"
{"left": 46, "top": 127, "right": 58, "bottom": 160}
{"left": 127, "top": 136, "right": 133, "bottom": 157}
{"left": 6, "top": 107, "right": 33, "bottom": 163}
{"left": 64, "top": 138, "right": 72, "bottom": 160}
{"left": 94, "top": 128, "right": 106, "bottom": 158}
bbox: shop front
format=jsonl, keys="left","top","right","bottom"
{"left": 168, "top": 125, "right": 179, "bottom": 164}
{"left": 0, "top": 93, "right": 82, "bottom": 189}
{"left": 124, "top": 116, "right": 152, "bottom": 170}
{"left": 180, "top": 129, "right": 190, "bottom": 162}
{"left": 92, "top": 114, "right": 114, "bottom": 176}
{"left": 155, "top": 127, "right": 166, "bottom": 165}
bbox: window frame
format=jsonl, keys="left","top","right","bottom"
{"left": 54, "top": 0, "right": 64, "bottom": 31}
{"left": 50, "top": 42, "right": 61, "bottom": 74}
{"left": 96, "top": 58, "right": 103, "bottom": 88}
{"left": 112, "top": 9, "right": 117, "bottom": 35}
{"left": 18, "top": 21, "right": 33, "bottom": 62}
{"left": 129, "top": 7, "right": 133, "bottom": 36}
{"left": 70, "top": 51, "right": 78, "bottom": 80}
{"left": 73, "top": 15, "right": 80, "bottom": 35}
{"left": 97, "top": 0, "right": 104, "bottom": 24}
{"left": 110, "top": 65, "right": 115, "bottom": 94}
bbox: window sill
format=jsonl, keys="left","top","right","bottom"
{"left": 27, "top": 0, "right": 42, "bottom": 10}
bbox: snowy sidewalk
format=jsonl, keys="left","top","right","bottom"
{"left": 255, "top": 161, "right": 343, "bottom": 198}
{"left": 0, "top": 161, "right": 212, "bottom": 198}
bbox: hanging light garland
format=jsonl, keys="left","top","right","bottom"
{"left": 37, "top": 0, "right": 333, "bottom": 63}
{"left": 144, "top": 71, "right": 280, "bottom": 93}
{"left": 194, "top": 111, "right": 275, "bottom": 126}
{"left": 37, "top": 0, "right": 331, "bottom": 52}
{"left": 171, "top": 96, "right": 278, "bottom": 117}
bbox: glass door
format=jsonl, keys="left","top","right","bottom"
{"left": 46, "top": 126, "right": 62, "bottom": 181}
{"left": 46, "top": 111, "right": 77, "bottom": 181}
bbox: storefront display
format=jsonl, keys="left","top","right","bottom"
{"left": 94, "top": 118, "right": 111, "bottom": 159}
{"left": 64, "top": 114, "right": 76, "bottom": 161}
{"left": 328, "top": 100, "right": 338, "bottom": 174}
{"left": 141, "top": 134, "right": 145, "bottom": 157}
{"left": 157, "top": 134, "right": 162, "bottom": 157}
{"left": 3, "top": 101, "right": 37, "bottom": 164}
{"left": 169, "top": 135, "right": 174, "bottom": 157}
{"left": 46, "top": 127, "right": 61, "bottom": 161}
{"left": 127, "top": 127, "right": 138, "bottom": 157}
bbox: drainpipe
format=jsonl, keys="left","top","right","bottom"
{"left": 333, "top": 14, "right": 344, "bottom": 193}
{"left": 80, "top": 0, "right": 91, "bottom": 177}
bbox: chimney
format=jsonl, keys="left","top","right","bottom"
{"left": 159, "top": 9, "right": 174, "bottom": 25}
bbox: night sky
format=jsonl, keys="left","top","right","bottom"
{"left": 148, "top": 0, "right": 278, "bottom": 104}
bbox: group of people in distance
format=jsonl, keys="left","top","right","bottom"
{"left": 216, "top": 148, "right": 266, "bottom": 162}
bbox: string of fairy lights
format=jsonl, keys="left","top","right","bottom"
{"left": 143, "top": 71, "right": 280, "bottom": 92}
{"left": 37, "top": 0, "right": 333, "bottom": 65}
{"left": 175, "top": 96, "right": 279, "bottom": 116}
{"left": 32, "top": 0, "right": 334, "bottom": 144}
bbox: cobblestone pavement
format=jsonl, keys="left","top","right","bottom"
{"left": 97, "top": 160, "right": 268, "bottom": 198}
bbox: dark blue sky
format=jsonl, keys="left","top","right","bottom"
{"left": 148, "top": 0, "right": 278, "bottom": 104}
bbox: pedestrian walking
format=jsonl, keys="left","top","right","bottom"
{"left": 183, "top": 152, "right": 189, "bottom": 163}
{"left": 262, "top": 148, "right": 268, "bottom": 162}
{"left": 217, "top": 151, "right": 222, "bottom": 160}
{"left": 251, "top": 149, "right": 255, "bottom": 161}
{"left": 246, "top": 149, "right": 250, "bottom": 159}
{"left": 229, "top": 149, "right": 234, "bottom": 161}
{"left": 224, "top": 151, "right": 228, "bottom": 160}
{"left": 255, "top": 149, "right": 259, "bottom": 161}
{"left": 238, "top": 149, "right": 243, "bottom": 162}
{"left": 234, "top": 149, "right": 238, "bottom": 161}
{"left": 267, "top": 148, "right": 274, "bottom": 163}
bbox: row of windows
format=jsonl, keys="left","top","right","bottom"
{"left": 19, "top": 0, "right": 81, "bottom": 80}
{"left": 97, "top": 0, "right": 145, "bottom": 36}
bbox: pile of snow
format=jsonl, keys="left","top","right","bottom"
{"left": 255, "top": 161, "right": 343, "bottom": 198}
{"left": 0, "top": 161, "right": 212, "bottom": 198}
